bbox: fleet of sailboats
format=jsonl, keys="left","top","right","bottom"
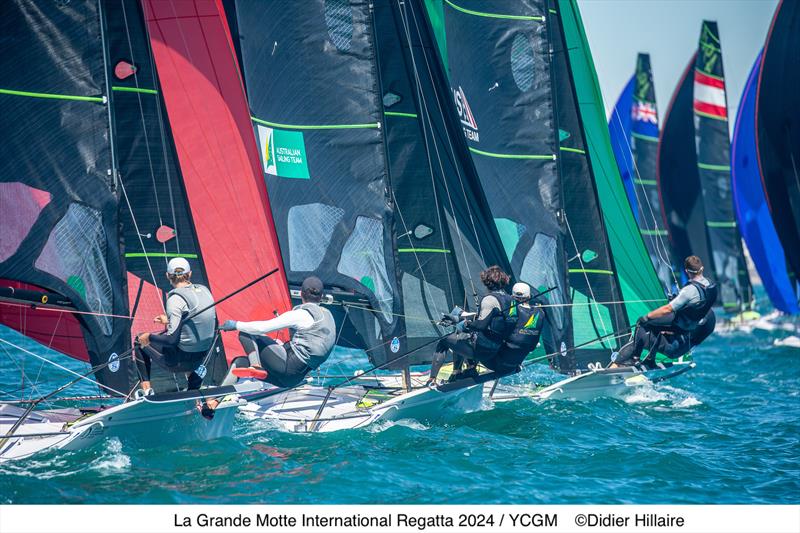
{"left": 0, "top": 0, "right": 796, "bottom": 456}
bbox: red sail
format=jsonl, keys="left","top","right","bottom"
{"left": 142, "top": 0, "right": 291, "bottom": 361}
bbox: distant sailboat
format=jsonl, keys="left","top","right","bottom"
{"left": 657, "top": 20, "right": 755, "bottom": 318}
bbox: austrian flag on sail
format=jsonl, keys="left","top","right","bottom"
{"left": 694, "top": 71, "right": 727, "bottom": 120}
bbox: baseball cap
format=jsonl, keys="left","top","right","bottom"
{"left": 167, "top": 257, "right": 191, "bottom": 275}
{"left": 512, "top": 282, "right": 531, "bottom": 300}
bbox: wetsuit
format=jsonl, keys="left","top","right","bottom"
{"left": 615, "top": 278, "right": 717, "bottom": 367}
{"left": 134, "top": 284, "right": 217, "bottom": 390}
{"left": 485, "top": 301, "right": 544, "bottom": 374}
{"left": 223, "top": 303, "right": 336, "bottom": 388}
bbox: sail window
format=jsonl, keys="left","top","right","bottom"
{"left": 383, "top": 92, "right": 401, "bottom": 108}
{"left": 510, "top": 33, "right": 535, "bottom": 92}
{"left": 520, "top": 233, "right": 564, "bottom": 330}
{"left": 324, "top": 0, "right": 354, "bottom": 52}
{"left": 401, "top": 273, "right": 447, "bottom": 339}
{"left": 337, "top": 216, "right": 394, "bottom": 323}
{"left": 34, "top": 204, "right": 114, "bottom": 335}
{"left": 287, "top": 203, "right": 344, "bottom": 271}
{"left": 0, "top": 182, "right": 52, "bottom": 262}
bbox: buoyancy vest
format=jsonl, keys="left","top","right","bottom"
{"left": 167, "top": 284, "right": 216, "bottom": 352}
{"left": 673, "top": 280, "right": 718, "bottom": 332}
{"left": 289, "top": 302, "right": 336, "bottom": 369}
{"left": 504, "top": 302, "right": 545, "bottom": 353}
{"left": 472, "top": 291, "right": 516, "bottom": 354}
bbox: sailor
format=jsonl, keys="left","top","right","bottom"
{"left": 612, "top": 255, "right": 717, "bottom": 367}
{"left": 134, "top": 257, "right": 217, "bottom": 393}
{"left": 488, "top": 282, "right": 545, "bottom": 374}
{"left": 217, "top": 276, "right": 336, "bottom": 389}
{"left": 428, "top": 265, "right": 515, "bottom": 383}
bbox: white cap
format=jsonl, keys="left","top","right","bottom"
{"left": 512, "top": 282, "right": 531, "bottom": 301}
{"left": 167, "top": 257, "right": 191, "bottom": 275}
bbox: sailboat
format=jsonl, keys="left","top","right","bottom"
{"left": 609, "top": 53, "right": 678, "bottom": 293}
{"left": 657, "top": 20, "right": 757, "bottom": 326}
{"left": 0, "top": 0, "right": 290, "bottom": 460}
{"left": 223, "top": 0, "right": 518, "bottom": 432}
{"left": 731, "top": 49, "right": 799, "bottom": 334}
{"left": 425, "top": 0, "right": 694, "bottom": 402}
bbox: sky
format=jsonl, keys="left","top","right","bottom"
{"left": 578, "top": 0, "right": 779, "bottom": 132}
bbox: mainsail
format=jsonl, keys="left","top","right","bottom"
{"left": 431, "top": 0, "right": 664, "bottom": 371}
{"left": 756, "top": 0, "right": 800, "bottom": 283}
{"left": 227, "top": 0, "right": 511, "bottom": 368}
{"left": 658, "top": 21, "right": 753, "bottom": 312}
{"left": 609, "top": 54, "right": 676, "bottom": 291}
{"left": 0, "top": 0, "right": 290, "bottom": 394}
{"left": 732, "top": 51, "right": 798, "bottom": 314}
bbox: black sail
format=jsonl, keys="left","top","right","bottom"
{"left": 230, "top": 0, "right": 511, "bottom": 367}
{"left": 0, "top": 0, "right": 134, "bottom": 393}
{"left": 757, "top": 0, "right": 800, "bottom": 280}
{"left": 441, "top": 0, "right": 629, "bottom": 371}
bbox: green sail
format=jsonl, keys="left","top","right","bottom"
{"left": 557, "top": 0, "right": 665, "bottom": 321}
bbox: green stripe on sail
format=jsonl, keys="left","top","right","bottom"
{"left": 251, "top": 116, "right": 379, "bottom": 130}
{"left": 569, "top": 268, "right": 614, "bottom": 275}
{"left": 694, "top": 109, "right": 727, "bottom": 122}
{"left": 469, "top": 147, "right": 554, "bottom": 160}
{"left": 0, "top": 88, "right": 104, "bottom": 103}
{"left": 384, "top": 111, "right": 418, "bottom": 118}
{"left": 631, "top": 132, "right": 659, "bottom": 142}
{"left": 706, "top": 221, "right": 737, "bottom": 228}
{"left": 640, "top": 229, "right": 668, "bottom": 236}
{"left": 697, "top": 162, "right": 730, "bottom": 171}
{"left": 559, "top": 0, "right": 666, "bottom": 323}
{"left": 559, "top": 146, "right": 586, "bottom": 154}
{"left": 125, "top": 253, "right": 199, "bottom": 259}
{"left": 112, "top": 86, "right": 158, "bottom": 95}
{"left": 634, "top": 179, "right": 657, "bottom": 186}
{"left": 398, "top": 248, "right": 451, "bottom": 253}
{"left": 444, "top": 0, "right": 544, "bottom": 21}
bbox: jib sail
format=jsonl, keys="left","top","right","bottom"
{"left": 756, "top": 0, "right": 800, "bottom": 284}
{"left": 227, "top": 0, "right": 511, "bottom": 368}
{"left": 609, "top": 53, "right": 677, "bottom": 291}
{"left": 658, "top": 21, "right": 753, "bottom": 312}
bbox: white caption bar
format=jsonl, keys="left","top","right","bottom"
{"left": 1, "top": 505, "right": 798, "bottom": 533}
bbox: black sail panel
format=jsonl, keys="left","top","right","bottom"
{"left": 757, "top": 0, "right": 800, "bottom": 280}
{"left": 0, "top": 0, "right": 134, "bottom": 393}
{"left": 693, "top": 21, "right": 753, "bottom": 310}
{"left": 441, "top": 0, "right": 570, "bottom": 358}
{"left": 658, "top": 56, "right": 712, "bottom": 280}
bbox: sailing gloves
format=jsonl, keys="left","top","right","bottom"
{"left": 219, "top": 320, "right": 238, "bottom": 332}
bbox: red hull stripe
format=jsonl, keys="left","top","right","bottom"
{"left": 694, "top": 70, "right": 725, "bottom": 89}
{"left": 143, "top": 0, "right": 291, "bottom": 362}
{"left": 693, "top": 100, "right": 728, "bottom": 118}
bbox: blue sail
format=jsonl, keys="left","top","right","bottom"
{"left": 732, "top": 51, "right": 799, "bottom": 314}
{"left": 609, "top": 76, "right": 637, "bottom": 219}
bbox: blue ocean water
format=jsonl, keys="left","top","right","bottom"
{"left": 1, "top": 312, "right": 798, "bottom": 504}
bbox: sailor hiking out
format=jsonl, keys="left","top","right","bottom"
{"left": 428, "top": 266, "right": 542, "bottom": 383}
{"left": 218, "top": 276, "right": 336, "bottom": 388}
{"left": 134, "top": 257, "right": 217, "bottom": 393}
{"left": 612, "top": 255, "right": 716, "bottom": 368}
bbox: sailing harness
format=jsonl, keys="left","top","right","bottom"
{"left": 671, "top": 280, "right": 718, "bottom": 332}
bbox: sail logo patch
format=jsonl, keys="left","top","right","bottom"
{"left": 257, "top": 125, "right": 310, "bottom": 179}
{"left": 631, "top": 102, "right": 657, "bottom": 124}
{"left": 390, "top": 337, "right": 400, "bottom": 353}
{"left": 453, "top": 86, "right": 479, "bottom": 142}
{"left": 693, "top": 71, "right": 727, "bottom": 119}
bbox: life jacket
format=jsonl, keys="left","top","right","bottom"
{"left": 673, "top": 280, "right": 718, "bottom": 332}
{"left": 289, "top": 302, "right": 336, "bottom": 369}
{"left": 472, "top": 291, "right": 516, "bottom": 354}
{"left": 167, "top": 284, "right": 216, "bottom": 352}
{"left": 504, "top": 302, "right": 544, "bottom": 353}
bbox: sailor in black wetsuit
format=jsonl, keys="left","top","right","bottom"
{"left": 428, "top": 265, "right": 515, "bottom": 383}
{"left": 134, "top": 258, "right": 217, "bottom": 393}
{"left": 487, "top": 282, "right": 545, "bottom": 374}
{"left": 612, "top": 255, "right": 717, "bottom": 368}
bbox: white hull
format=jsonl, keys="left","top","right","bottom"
{"left": 240, "top": 379, "right": 485, "bottom": 433}
{"left": 0, "top": 382, "right": 259, "bottom": 462}
{"left": 487, "top": 363, "right": 696, "bottom": 403}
